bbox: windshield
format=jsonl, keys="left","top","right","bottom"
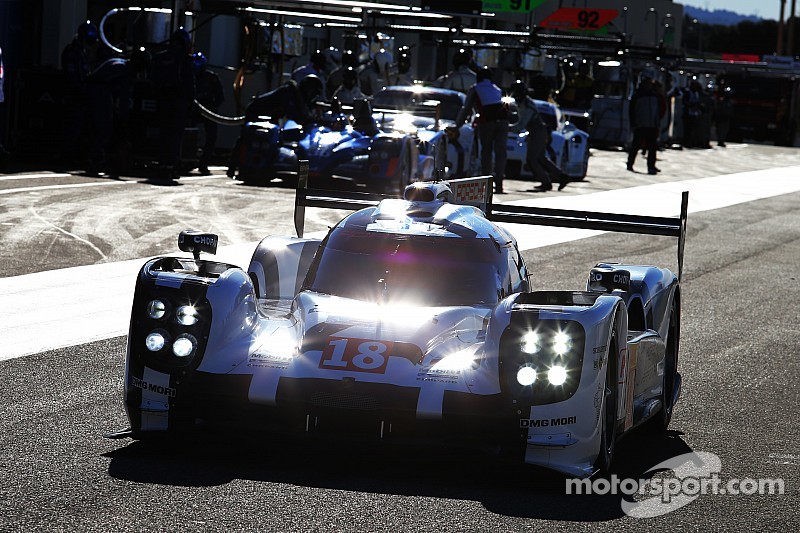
{"left": 372, "top": 90, "right": 464, "bottom": 121}
{"left": 304, "top": 229, "right": 500, "bottom": 306}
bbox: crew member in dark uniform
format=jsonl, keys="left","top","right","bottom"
{"left": 227, "top": 75, "right": 323, "bottom": 178}
{"left": 61, "top": 21, "right": 100, "bottom": 165}
{"left": 151, "top": 28, "right": 195, "bottom": 179}
{"left": 455, "top": 67, "right": 509, "bottom": 193}
{"left": 191, "top": 52, "right": 224, "bottom": 174}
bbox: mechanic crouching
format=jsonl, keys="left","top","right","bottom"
{"left": 226, "top": 75, "right": 323, "bottom": 178}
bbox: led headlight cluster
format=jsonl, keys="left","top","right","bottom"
{"left": 141, "top": 296, "right": 207, "bottom": 364}
{"left": 515, "top": 329, "right": 574, "bottom": 387}
{"left": 500, "top": 319, "right": 586, "bottom": 405}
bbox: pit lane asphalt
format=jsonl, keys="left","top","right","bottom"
{"left": 1, "top": 145, "right": 798, "bottom": 531}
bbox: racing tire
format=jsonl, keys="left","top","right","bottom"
{"left": 595, "top": 327, "right": 618, "bottom": 473}
{"left": 392, "top": 140, "right": 415, "bottom": 195}
{"left": 644, "top": 299, "right": 680, "bottom": 434}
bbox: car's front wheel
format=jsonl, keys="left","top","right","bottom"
{"left": 595, "top": 326, "right": 618, "bottom": 472}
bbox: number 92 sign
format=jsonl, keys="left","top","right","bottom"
{"left": 539, "top": 8, "right": 619, "bottom": 31}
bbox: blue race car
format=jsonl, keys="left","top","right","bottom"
{"left": 231, "top": 101, "right": 443, "bottom": 194}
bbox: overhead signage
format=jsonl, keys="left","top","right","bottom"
{"left": 539, "top": 8, "right": 619, "bottom": 31}
{"left": 721, "top": 54, "right": 761, "bottom": 63}
{"left": 482, "top": 0, "right": 548, "bottom": 13}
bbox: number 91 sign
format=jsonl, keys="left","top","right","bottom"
{"left": 481, "top": 0, "right": 548, "bottom": 13}
{"left": 539, "top": 8, "right": 619, "bottom": 31}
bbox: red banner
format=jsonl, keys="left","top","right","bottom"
{"left": 539, "top": 8, "right": 619, "bottom": 31}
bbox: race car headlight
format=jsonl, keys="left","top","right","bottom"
{"left": 547, "top": 365, "right": 568, "bottom": 386}
{"left": 145, "top": 330, "right": 169, "bottom": 352}
{"left": 553, "top": 332, "right": 572, "bottom": 355}
{"left": 146, "top": 300, "right": 167, "bottom": 320}
{"left": 516, "top": 366, "right": 537, "bottom": 386}
{"left": 172, "top": 334, "right": 197, "bottom": 358}
{"left": 176, "top": 305, "right": 199, "bottom": 326}
{"left": 521, "top": 331, "right": 541, "bottom": 354}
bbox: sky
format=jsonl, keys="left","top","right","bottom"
{"left": 678, "top": 0, "right": 782, "bottom": 21}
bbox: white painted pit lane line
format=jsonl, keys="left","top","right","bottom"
{"left": 0, "top": 173, "right": 72, "bottom": 181}
{"left": 0, "top": 180, "right": 136, "bottom": 195}
{"left": 0, "top": 173, "right": 228, "bottom": 195}
{"left": 2, "top": 166, "right": 800, "bottom": 362}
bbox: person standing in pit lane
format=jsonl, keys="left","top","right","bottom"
{"left": 151, "top": 28, "right": 195, "bottom": 179}
{"left": 61, "top": 21, "right": 100, "bottom": 166}
{"left": 436, "top": 49, "right": 477, "bottom": 94}
{"left": 627, "top": 76, "right": 666, "bottom": 175}
{"left": 191, "top": 51, "right": 224, "bottom": 175}
{"left": 454, "top": 67, "right": 509, "bottom": 193}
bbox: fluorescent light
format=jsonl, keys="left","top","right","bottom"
{"left": 374, "top": 10, "right": 452, "bottom": 19}
{"left": 242, "top": 6, "right": 362, "bottom": 23}
{"left": 289, "top": 0, "right": 412, "bottom": 11}
{"left": 462, "top": 28, "right": 529, "bottom": 36}
{"left": 388, "top": 24, "right": 451, "bottom": 32}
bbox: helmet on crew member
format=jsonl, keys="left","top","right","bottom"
{"left": 171, "top": 28, "right": 192, "bottom": 54}
{"left": 130, "top": 46, "right": 152, "bottom": 74}
{"left": 341, "top": 50, "right": 359, "bottom": 68}
{"left": 77, "top": 21, "right": 99, "bottom": 46}
{"left": 453, "top": 48, "right": 470, "bottom": 68}
{"left": 342, "top": 67, "right": 358, "bottom": 89}
{"left": 310, "top": 49, "right": 326, "bottom": 71}
{"left": 298, "top": 74, "right": 323, "bottom": 102}
{"left": 509, "top": 79, "right": 528, "bottom": 100}
{"left": 323, "top": 46, "right": 342, "bottom": 69}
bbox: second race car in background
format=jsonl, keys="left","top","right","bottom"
{"left": 371, "top": 86, "right": 480, "bottom": 179}
{"left": 506, "top": 98, "right": 590, "bottom": 181}
{"left": 229, "top": 105, "right": 432, "bottom": 194}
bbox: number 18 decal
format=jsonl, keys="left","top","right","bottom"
{"left": 319, "top": 337, "right": 394, "bottom": 373}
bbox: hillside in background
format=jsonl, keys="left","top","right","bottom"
{"left": 684, "top": 6, "right": 763, "bottom": 26}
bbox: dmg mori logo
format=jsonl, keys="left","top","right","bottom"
{"left": 520, "top": 416, "right": 577, "bottom": 428}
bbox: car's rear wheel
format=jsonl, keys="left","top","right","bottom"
{"left": 595, "top": 327, "right": 618, "bottom": 473}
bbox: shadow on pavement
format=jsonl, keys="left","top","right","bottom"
{"left": 104, "top": 425, "right": 693, "bottom": 522}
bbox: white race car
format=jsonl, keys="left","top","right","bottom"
{"left": 506, "top": 98, "right": 590, "bottom": 181}
{"left": 112, "top": 175, "right": 688, "bottom": 477}
{"left": 371, "top": 86, "right": 480, "bottom": 179}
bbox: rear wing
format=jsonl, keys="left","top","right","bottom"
{"left": 293, "top": 165, "right": 688, "bottom": 280}
{"left": 488, "top": 191, "right": 689, "bottom": 281}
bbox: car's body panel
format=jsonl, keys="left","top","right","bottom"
{"left": 372, "top": 86, "right": 479, "bottom": 178}
{"left": 506, "top": 99, "right": 591, "bottom": 180}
